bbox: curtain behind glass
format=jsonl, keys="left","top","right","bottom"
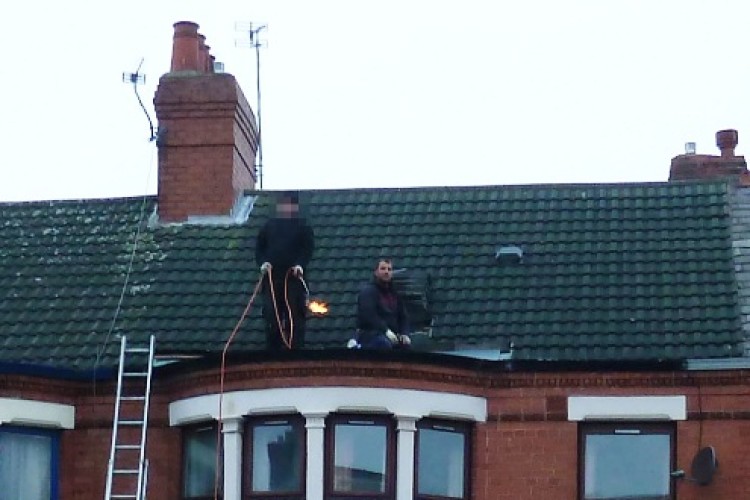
{"left": 252, "top": 423, "right": 302, "bottom": 492}
{"left": 334, "top": 423, "right": 387, "bottom": 493}
{"left": 417, "top": 428, "right": 465, "bottom": 498}
{"left": 183, "top": 426, "right": 218, "bottom": 497}
{"left": 0, "top": 431, "right": 52, "bottom": 500}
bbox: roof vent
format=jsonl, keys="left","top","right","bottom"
{"left": 213, "top": 61, "right": 225, "bottom": 73}
{"left": 685, "top": 142, "right": 697, "bottom": 155}
{"left": 495, "top": 245, "right": 523, "bottom": 264}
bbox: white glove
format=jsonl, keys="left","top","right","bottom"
{"left": 399, "top": 334, "right": 411, "bottom": 346}
{"left": 292, "top": 265, "right": 304, "bottom": 277}
{"left": 385, "top": 329, "right": 398, "bottom": 344}
{"left": 260, "top": 262, "right": 272, "bottom": 274}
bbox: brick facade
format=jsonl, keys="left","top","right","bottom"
{"left": 3, "top": 360, "right": 749, "bottom": 499}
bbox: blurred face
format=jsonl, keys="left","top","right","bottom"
{"left": 374, "top": 260, "right": 393, "bottom": 283}
{"left": 276, "top": 197, "right": 299, "bottom": 218}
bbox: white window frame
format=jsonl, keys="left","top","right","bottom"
{"left": 567, "top": 396, "right": 686, "bottom": 421}
{"left": 170, "top": 387, "right": 487, "bottom": 500}
{"left": 0, "top": 397, "right": 72, "bottom": 500}
{"left": 0, "top": 397, "right": 74, "bottom": 429}
{"left": 569, "top": 395, "right": 684, "bottom": 500}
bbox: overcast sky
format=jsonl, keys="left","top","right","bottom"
{"left": 2, "top": 0, "right": 749, "bottom": 202}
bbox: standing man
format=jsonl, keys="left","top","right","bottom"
{"left": 355, "top": 258, "right": 411, "bottom": 349}
{"left": 255, "top": 191, "right": 314, "bottom": 350}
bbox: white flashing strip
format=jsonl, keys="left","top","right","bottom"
{"left": 568, "top": 396, "right": 686, "bottom": 421}
{"left": 0, "top": 397, "right": 75, "bottom": 429}
{"left": 170, "top": 387, "right": 487, "bottom": 425}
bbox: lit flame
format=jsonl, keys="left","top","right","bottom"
{"left": 308, "top": 299, "right": 329, "bottom": 316}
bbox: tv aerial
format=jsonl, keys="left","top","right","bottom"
{"left": 236, "top": 22, "right": 267, "bottom": 189}
{"left": 122, "top": 58, "right": 157, "bottom": 142}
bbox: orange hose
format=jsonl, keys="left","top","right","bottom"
{"left": 268, "top": 268, "right": 294, "bottom": 349}
{"left": 212, "top": 267, "right": 302, "bottom": 498}
{"left": 214, "top": 274, "right": 264, "bottom": 500}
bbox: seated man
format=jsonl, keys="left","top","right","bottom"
{"left": 354, "top": 258, "right": 411, "bottom": 349}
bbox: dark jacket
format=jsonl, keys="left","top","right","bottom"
{"left": 357, "top": 279, "right": 409, "bottom": 335}
{"left": 255, "top": 217, "right": 314, "bottom": 272}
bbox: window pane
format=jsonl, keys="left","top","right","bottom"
{"left": 334, "top": 422, "right": 387, "bottom": 493}
{"left": 584, "top": 432, "right": 670, "bottom": 500}
{"left": 0, "top": 431, "right": 52, "bottom": 500}
{"left": 252, "top": 422, "right": 303, "bottom": 492}
{"left": 183, "top": 425, "right": 219, "bottom": 497}
{"left": 417, "top": 427, "right": 465, "bottom": 498}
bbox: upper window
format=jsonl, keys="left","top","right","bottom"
{"left": 326, "top": 414, "right": 396, "bottom": 499}
{"left": 245, "top": 415, "right": 305, "bottom": 498}
{"left": 182, "top": 423, "right": 221, "bottom": 499}
{"left": 579, "top": 422, "right": 674, "bottom": 500}
{"left": 0, "top": 426, "right": 59, "bottom": 500}
{"left": 415, "top": 419, "right": 471, "bottom": 500}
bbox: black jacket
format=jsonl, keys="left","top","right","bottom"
{"left": 356, "top": 279, "right": 409, "bottom": 335}
{"left": 255, "top": 217, "right": 314, "bottom": 272}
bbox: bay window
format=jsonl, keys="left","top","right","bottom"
{"left": 170, "top": 387, "right": 487, "bottom": 500}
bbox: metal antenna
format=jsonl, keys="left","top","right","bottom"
{"left": 236, "top": 22, "right": 267, "bottom": 189}
{"left": 122, "top": 58, "right": 157, "bottom": 142}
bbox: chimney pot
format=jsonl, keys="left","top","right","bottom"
{"left": 170, "top": 21, "right": 201, "bottom": 72}
{"left": 197, "top": 34, "right": 208, "bottom": 74}
{"left": 716, "top": 129, "right": 738, "bottom": 157}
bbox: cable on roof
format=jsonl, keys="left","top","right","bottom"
{"left": 92, "top": 143, "right": 157, "bottom": 391}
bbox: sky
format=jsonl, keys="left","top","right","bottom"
{"left": 2, "top": 0, "right": 750, "bottom": 202}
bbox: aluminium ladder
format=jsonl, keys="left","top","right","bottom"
{"left": 104, "top": 335, "right": 155, "bottom": 500}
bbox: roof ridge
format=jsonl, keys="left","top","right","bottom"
{"left": 243, "top": 179, "right": 731, "bottom": 196}
{"left": 0, "top": 195, "right": 158, "bottom": 207}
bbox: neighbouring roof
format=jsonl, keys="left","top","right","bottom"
{"left": 0, "top": 180, "right": 744, "bottom": 370}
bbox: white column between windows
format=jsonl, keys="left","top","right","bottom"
{"left": 396, "top": 416, "right": 418, "bottom": 500}
{"left": 304, "top": 412, "right": 328, "bottom": 500}
{"left": 222, "top": 417, "right": 244, "bottom": 500}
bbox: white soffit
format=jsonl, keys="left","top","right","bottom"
{"left": 568, "top": 396, "right": 686, "bottom": 421}
{"left": 170, "top": 387, "right": 487, "bottom": 426}
{"left": 0, "top": 397, "right": 75, "bottom": 429}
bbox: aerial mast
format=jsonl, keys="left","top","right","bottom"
{"left": 237, "top": 22, "right": 267, "bottom": 189}
{"left": 121, "top": 58, "right": 157, "bottom": 142}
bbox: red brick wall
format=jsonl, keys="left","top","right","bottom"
{"left": 3, "top": 362, "right": 750, "bottom": 499}
{"left": 154, "top": 73, "right": 257, "bottom": 222}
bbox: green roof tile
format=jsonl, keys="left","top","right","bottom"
{"left": 0, "top": 180, "right": 745, "bottom": 368}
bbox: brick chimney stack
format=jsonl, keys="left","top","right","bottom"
{"left": 669, "top": 129, "right": 749, "bottom": 184}
{"left": 154, "top": 21, "right": 258, "bottom": 223}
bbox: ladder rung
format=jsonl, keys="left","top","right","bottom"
{"left": 111, "top": 495, "right": 138, "bottom": 499}
{"left": 123, "top": 372, "right": 149, "bottom": 377}
{"left": 119, "top": 420, "right": 144, "bottom": 426}
{"left": 113, "top": 469, "right": 140, "bottom": 474}
{"left": 125, "top": 347, "right": 151, "bottom": 353}
{"left": 120, "top": 396, "right": 146, "bottom": 401}
{"left": 115, "top": 444, "right": 141, "bottom": 450}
